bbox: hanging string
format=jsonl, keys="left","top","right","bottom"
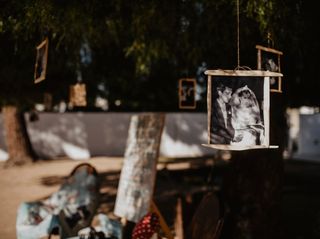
{"left": 236, "top": 0, "right": 240, "bottom": 68}
{"left": 234, "top": 0, "right": 252, "bottom": 71}
{"left": 267, "top": 31, "right": 274, "bottom": 48}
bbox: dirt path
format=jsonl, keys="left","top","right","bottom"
{"left": 0, "top": 157, "right": 124, "bottom": 239}
{"left": 1, "top": 157, "right": 320, "bottom": 239}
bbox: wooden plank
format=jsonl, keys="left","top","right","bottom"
{"left": 202, "top": 144, "right": 279, "bottom": 151}
{"left": 114, "top": 113, "right": 165, "bottom": 223}
{"left": 264, "top": 74, "right": 270, "bottom": 146}
{"left": 257, "top": 49, "right": 262, "bottom": 70}
{"left": 174, "top": 197, "right": 184, "bottom": 239}
{"left": 150, "top": 201, "right": 174, "bottom": 239}
{"left": 205, "top": 70, "right": 283, "bottom": 77}
{"left": 255, "top": 45, "right": 283, "bottom": 55}
{"left": 207, "top": 75, "right": 212, "bottom": 144}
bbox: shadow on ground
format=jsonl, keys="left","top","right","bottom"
{"left": 38, "top": 158, "right": 320, "bottom": 239}
{"left": 282, "top": 159, "right": 320, "bottom": 239}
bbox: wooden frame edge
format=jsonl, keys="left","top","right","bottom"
{"left": 34, "top": 37, "right": 49, "bottom": 84}
{"left": 205, "top": 70, "right": 283, "bottom": 77}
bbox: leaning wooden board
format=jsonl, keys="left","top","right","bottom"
{"left": 114, "top": 113, "right": 165, "bottom": 223}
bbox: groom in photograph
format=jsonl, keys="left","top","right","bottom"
{"left": 210, "top": 83, "right": 235, "bottom": 144}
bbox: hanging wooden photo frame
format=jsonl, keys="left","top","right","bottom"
{"left": 69, "top": 83, "right": 87, "bottom": 107}
{"left": 256, "top": 45, "right": 283, "bottom": 93}
{"left": 179, "top": 78, "right": 196, "bottom": 109}
{"left": 203, "top": 70, "right": 282, "bottom": 151}
{"left": 34, "top": 37, "right": 49, "bottom": 84}
{"left": 43, "top": 92, "right": 53, "bottom": 111}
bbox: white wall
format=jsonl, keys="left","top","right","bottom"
{"left": 160, "top": 113, "right": 215, "bottom": 157}
{"left": 0, "top": 115, "right": 9, "bottom": 161}
{"left": 0, "top": 113, "right": 215, "bottom": 160}
{"left": 294, "top": 113, "right": 320, "bottom": 161}
{"left": 2, "top": 111, "right": 319, "bottom": 161}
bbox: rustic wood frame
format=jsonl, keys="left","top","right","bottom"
{"left": 34, "top": 37, "right": 49, "bottom": 84}
{"left": 256, "top": 45, "right": 283, "bottom": 93}
{"left": 69, "top": 83, "right": 87, "bottom": 107}
{"left": 203, "top": 70, "right": 282, "bottom": 151}
{"left": 179, "top": 78, "right": 197, "bottom": 109}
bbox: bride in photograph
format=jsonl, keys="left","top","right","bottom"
{"left": 230, "top": 85, "right": 265, "bottom": 146}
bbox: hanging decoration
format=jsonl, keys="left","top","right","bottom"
{"left": 69, "top": 83, "right": 87, "bottom": 107}
{"left": 34, "top": 37, "right": 49, "bottom": 84}
{"left": 202, "top": 0, "right": 284, "bottom": 151}
{"left": 256, "top": 44, "right": 283, "bottom": 93}
{"left": 203, "top": 70, "right": 282, "bottom": 151}
{"left": 179, "top": 78, "right": 196, "bottom": 109}
{"left": 43, "top": 92, "right": 53, "bottom": 111}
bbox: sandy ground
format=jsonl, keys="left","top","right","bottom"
{"left": 0, "top": 156, "right": 200, "bottom": 239}
{"left": 1, "top": 156, "right": 320, "bottom": 239}
{"left": 0, "top": 157, "right": 125, "bottom": 239}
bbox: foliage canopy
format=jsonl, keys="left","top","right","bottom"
{"left": 0, "top": 0, "right": 318, "bottom": 111}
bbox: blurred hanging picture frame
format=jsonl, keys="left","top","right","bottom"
{"left": 43, "top": 92, "right": 53, "bottom": 111}
{"left": 179, "top": 78, "right": 196, "bottom": 109}
{"left": 34, "top": 37, "right": 49, "bottom": 84}
{"left": 69, "top": 83, "right": 87, "bottom": 107}
{"left": 256, "top": 45, "right": 283, "bottom": 93}
{"left": 203, "top": 70, "right": 282, "bottom": 151}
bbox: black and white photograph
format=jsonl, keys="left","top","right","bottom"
{"left": 203, "top": 70, "right": 280, "bottom": 150}
{"left": 179, "top": 78, "right": 196, "bottom": 109}
{"left": 210, "top": 76, "right": 266, "bottom": 148}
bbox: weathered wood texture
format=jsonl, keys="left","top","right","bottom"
{"left": 205, "top": 70, "right": 282, "bottom": 77}
{"left": 114, "top": 113, "right": 165, "bottom": 223}
{"left": 174, "top": 197, "right": 184, "bottom": 239}
{"left": 2, "top": 105, "right": 34, "bottom": 166}
{"left": 221, "top": 93, "right": 286, "bottom": 239}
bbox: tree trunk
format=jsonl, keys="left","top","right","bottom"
{"left": 2, "top": 105, "right": 35, "bottom": 166}
{"left": 221, "top": 94, "right": 286, "bottom": 239}
{"left": 222, "top": 150, "right": 284, "bottom": 239}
